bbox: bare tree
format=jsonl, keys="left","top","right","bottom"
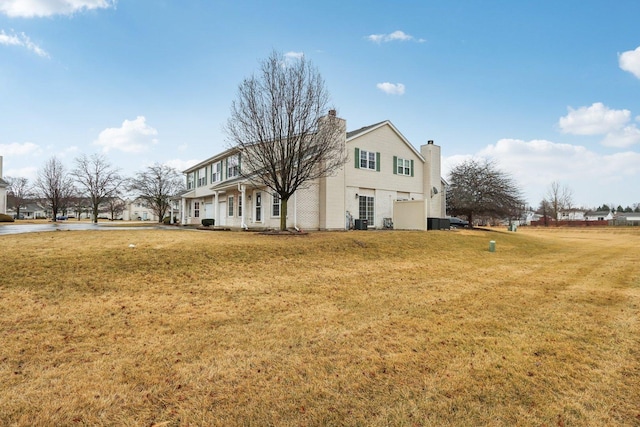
{"left": 6, "top": 176, "right": 32, "bottom": 219}
{"left": 105, "top": 195, "right": 126, "bottom": 220}
{"left": 225, "top": 51, "right": 346, "bottom": 231}
{"left": 34, "top": 157, "right": 75, "bottom": 221}
{"left": 545, "top": 181, "right": 573, "bottom": 223}
{"left": 128, "top": 164, "right": 184, "bottom": 223}
{"left": 446, "top": 159, "right": 525, "bottom": 227}
{"left": 71, "top": 154, "right": 123, "bottom": 223}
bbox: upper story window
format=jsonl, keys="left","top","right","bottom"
{"left": 197, "top": 167, "right": 207, "bottom": 187}
{"left": 211, "top": 162, "right": 222, "bottom": 183}
{"left": 360, "top": 150, "right": 376, "bottom": 170}
{"left": 394, "top": 157, "right": 413, "bottom": 176}
{"left": 354, "top": 148, "right": 380, "bottom": 171}
{"left": 227, "top": 154, "right": 240, "bottom": 179}
{"left": 187, "top": 172, "right": 195, "bottom": 190}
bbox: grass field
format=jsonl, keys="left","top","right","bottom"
{"left": 1, "top": 227, "right": 639, "bottom": 426}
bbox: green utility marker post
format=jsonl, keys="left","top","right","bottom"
{"left": 489, "top": 240, "right": 496, "bottom": 252}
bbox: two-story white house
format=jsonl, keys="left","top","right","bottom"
{"left": 180, "top": 114, "right": 446, "bottom": 230}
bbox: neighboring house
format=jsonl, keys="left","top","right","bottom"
{"left": 0, "top": 156, "right": 8, "bottom": 215}
{"left": 558, "top": 209, "right": 586, "bottom": 221}
{"left": 614, "top": 213, "right": 640, "bottom": 226}
{"left": 6, "top": 201, "right": 47, "bottom": 219}
{"left": 584, "top": 210, "right": 613, "bottom": 221}
{"left": 120, "top": 197, "right": 181, "bottom": 222}
{"left": 180, "top": 114, "right": 446, "bottom": 230}
{"left": 122, "top": 198, "right": 160, "bottom": 221}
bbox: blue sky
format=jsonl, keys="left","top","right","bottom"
{"left": 1, "top": 0, "right": 640, "bottom": 209}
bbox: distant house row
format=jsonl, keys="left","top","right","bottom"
{"left": 179, "top": 113, "right": 447, "bottom": 230}
{"left": 4, "top": 196, "right": 175, "bottom": 222}
{"left": 526, "top": 208, "right": 640, "bottom": 226}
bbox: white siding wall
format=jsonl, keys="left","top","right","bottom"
{"left": 344, "top": 125, "right": 426, "bottom": 228}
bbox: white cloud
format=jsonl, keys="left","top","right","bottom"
{"left": 165, "top": 158, "right": 201, "bottom": 173}
{"left": 0, "top": 141, "right": 41, "bottom": 156}
{"left": 284, "top": 51, "right": 304, "bottom": 60}
{"left": 619, "top": 46, "right": 640, "bottom": 79}
{"left": 376, "top": 82, "right": 405, "bottom": 95}
{"left": 444, "top": 138, "right": 640, "bottom": 207}
{"left": 367, "top": 30, "right": 425, "bottom": 44}
{"left": 558, "top": 102, "right": 630, "bottom": 135}
{"left": 0, "top": 0, "right": 116, "bottom": 18}
{"left": 557, "top": 102, "right": 640, "bottom": 148}
{"left": 0, "top": 30, "right": 49, "bottom": 57}
{"left": 5, "top": 165, "right": 38, "bottom": 179}
{"left": 601, "top": 125, "right": 640, "bottom": 148}
{"left": 94, "top": 116, "right": 159, "bottom": 153}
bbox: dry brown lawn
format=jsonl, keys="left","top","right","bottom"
{"left": 1, "top": 227, "right": 639, "bottom": 426}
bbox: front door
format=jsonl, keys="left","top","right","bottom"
{"left": 255, "top": 192, "right": 262, "bottom": 222}
{"left": 204, "top": 203, "right": 213, "bottom": 220}
{"left": 219, "top": 202, "right": 226, "bottom": 226}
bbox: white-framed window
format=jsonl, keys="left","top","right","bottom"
{"left": 194, "top": 202, "right": 200, "bottom": 218}
{"left": 187, "top": 172, "right": 195, "bottom": 190}
{"left": 227, "top": 154, "right": 240, "bottom": 178}
{"left": 396, "top": 157, "right": 412, "bottom": 176}
{"left": 228, "top": 196, "right": 234, "bottom": 217}
{"left": 358, "top": 195, "right": 374, "bottom": 225}
{"left": 211, "top": 162, "right": 221, "bottom": 183}
{"left": 197, "top": 167, "right": 207, "bottom": 187}
{"left": 272, "top": 193, "right": 281, "bottom": 217}
{"left": 360, "top": 149, "right": 376, "bottom": 170}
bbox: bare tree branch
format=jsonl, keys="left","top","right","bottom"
{"left": 34, "top": 157, "right": 75, "bottom": 222}
{"left": 71, "top": 154, "right": 123, "bottom": 223}
{"left": 128, "top": 164, "right": 184, "bottom": 223}
{"left": 225, "top": 51, "right": 346, "bottom": 230}
{"left": 6, "top": 176, "right": 32, "bottom": 219}
{"left": 446, "top": 159, "right": 525, "bottom": 226}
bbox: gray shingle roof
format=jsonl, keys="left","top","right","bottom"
{"left": 346, "top": 121, "right": 387, "bottom": 139}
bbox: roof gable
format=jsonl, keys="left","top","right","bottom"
{"left": 346, "top": 120, "right": 424, "bottom": 162}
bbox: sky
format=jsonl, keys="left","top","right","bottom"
{"left": 1, "top": 0, "right": 640, "bottom": 209}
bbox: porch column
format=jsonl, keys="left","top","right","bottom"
{"left": 213, "top": 191, "right": 219, "bottom": 226}
{"left": 240, "top": 184, "right": 247, "bottom": 229}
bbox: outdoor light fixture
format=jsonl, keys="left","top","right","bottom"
{"left": 355, "top": 193, "right": 359, "bottom": 198}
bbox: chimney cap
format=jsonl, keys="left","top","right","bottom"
{"left": 328, "top": 109, "right": 336, "bottom": 117}
{"left": 427, "top": 140, "right": 434, "bottom": 145}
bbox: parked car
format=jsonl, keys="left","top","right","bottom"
{"left": 56, "top": 215, "right": 68, "bottom": 221}
{"left": 448, "top": 217, "right": 469, "bottom": 228}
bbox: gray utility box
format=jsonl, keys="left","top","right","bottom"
{"left": 354, "top": 219, "right": 368, "bottom": 230}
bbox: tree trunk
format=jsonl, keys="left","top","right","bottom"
{"left": 280, "top": 197, "right": 288, "bottom": 231}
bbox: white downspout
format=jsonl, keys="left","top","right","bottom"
{"left": 180, "top": 197, "right": 185, "bottom": 225}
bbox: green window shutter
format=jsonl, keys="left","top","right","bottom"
{"left": 410, "top": 160, "right": 414, "bottom": 177}
{"left": 376, "top": 152, "right": 381, "bottom": 172}
{"left": 354, "top": 148, "right": 360, "bottom": 169}
{"left": 237, "top": 154, "right": 241, "bottom": 174}
{"left": 224, "top": 159, "right": 227, "bottom": 180}
{"left": 393, "top": 156, "right": 397, "bottom": 175}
